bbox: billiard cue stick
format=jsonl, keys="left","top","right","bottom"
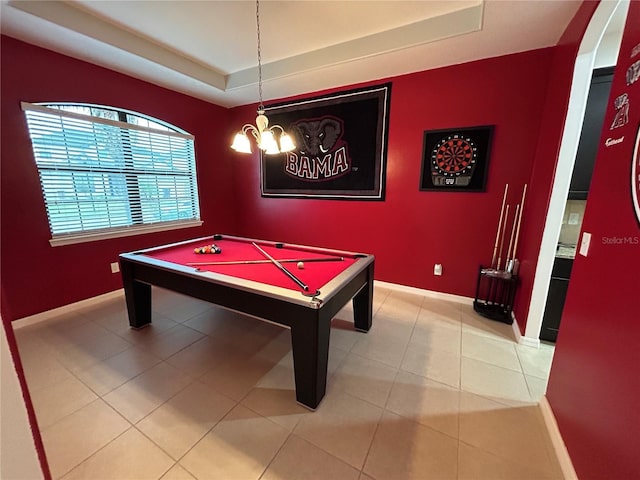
{"left": 252, "top": 242, "right": 309, "bottom": 292}
{"left": 511, "top": 184, "right": 527, "bottom": 261}
{"left": 187, "top": 256, "right": 344, "bottom": 266}
{"left": 505, "top": 204, "right": 520, "bottom": 266}
{"left": 496, "top": 204, "right": 509, "bottom": 271}
{"left": 490, "top": 184, "right": 509, "bottom": 269}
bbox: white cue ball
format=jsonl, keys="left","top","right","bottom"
{"left": 297, "top": 262, "right": 304, "bottom": 269}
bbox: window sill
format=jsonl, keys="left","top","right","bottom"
{"left": 49, "top": 220, "right": 204, "bottom": 247}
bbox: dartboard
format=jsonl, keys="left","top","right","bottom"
{"left": 431, "top": 134, "right": 478, "bottom": 176}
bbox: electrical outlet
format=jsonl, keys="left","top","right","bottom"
{"left": 110, "top": 262, "right": 120, "bottom": 274}
{"left": 434, "top": 264, "right": 442, "bottom": 276}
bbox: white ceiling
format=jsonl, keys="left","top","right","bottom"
{"left": 0, "top": 0, "right": 622, "bottom": 108}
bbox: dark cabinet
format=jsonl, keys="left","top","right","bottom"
{"left": 540, "top": 257, "right": 574, "bottom": 342}
{"left": 569, "top": 67, "right": 614, "bottom": 200}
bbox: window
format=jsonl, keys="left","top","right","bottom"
{"left": 21, "top": 102, "right": 202, "bottom": 246}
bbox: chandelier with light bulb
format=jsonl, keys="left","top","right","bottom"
{"left": 231, "top": 0, "right": 295, "bottom": 155}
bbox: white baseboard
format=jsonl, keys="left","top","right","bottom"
{"left": 374, "top": 280, "right": 473, "bottom": 305}
{"left": 519, "top": 335, "right": 541, "bottom": 348}
{"left": 12, "top": 289, "right": 125, "bottom": 330}
{"left": 539, "top": 396, "right": 578, "bottom": 480}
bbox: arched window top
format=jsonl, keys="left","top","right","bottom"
{"left": 38, "top": 103, "right": 191, "bottom": 135}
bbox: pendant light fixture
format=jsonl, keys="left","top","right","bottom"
{"left": 230, "top": 0, "right": 295, "bottom": 155}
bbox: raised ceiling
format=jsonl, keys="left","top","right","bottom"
{"left": 1, "top": 1, "right": 587, "bottom": 108}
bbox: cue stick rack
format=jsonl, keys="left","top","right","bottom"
{"left": 473, "top": 184, "right": 526, "bottom": 324}
{"left": 473, "top": 266, "right": 518, "bottom": 324}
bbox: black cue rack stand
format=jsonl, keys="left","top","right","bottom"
{"left": 473, "top": 265, "right": 518, "bottom": 325}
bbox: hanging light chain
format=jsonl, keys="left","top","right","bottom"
{"left": 255, "top": 0, "right": 264, "bottom": 111}
{"left": 230, "top": 0, "right": 296, "bottom": 154}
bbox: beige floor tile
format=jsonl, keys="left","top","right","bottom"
{"left": 74, "top": 347, "right": 161, "bottom": 396}
{"left": 294, "top": 390, "right": 382, "bottom": 469}
{"left": 458, "top": 393, "right": 558, "bottom": 476}
{"left": 182, "top": 307, "right": 251, "bottom": 338}
{"left": 135, "top": 324, "right": 205, "bottom": 360}
{"left": 330, "top": 318, "right": 364, "bottom": 352}
{"left": 179, "top": 404, "right": 289, "bottom": 480}
{"left": 401, "top": 342, "right": 461, "bottom": 388}
{"left": 30, "top": 375, "right": 98, "bottom": 428}
{"left": 370, "top": 314, "right": 416, "bottom": 343}
{"left": 151, "top": 288, "right": 194, "bottom": 313}
{"left": 21, "top": 352, "right": 76, "bottom": 392}
{"left": 166, "top": 335, "right": 241, "bottom": 378}
{"left": 160, "top": 463, "right": 197, "bottom": 480}
{"left": 256, "top": 355, "right": 296, "bottom": 390}
{"left": 14, "top": 327, "right": 56, "bottom": 359}
{"left": 525, "top": 374, "right": 549, "bottom": 401}
{"left": 458, "top": 441, "right": 562, "bottom": 480}
{"left": 199, "top": 353, "right": 279, "bottom": 401}
{"left": 40, "top": 399, "right": 130, "bottom": 479}
{"left": 82, "top": 297, "right": 129, "bottom": 331}
{"left": 462, "top": 331, "right": 521, "bottom": 372}
{"left": 224, "top": 319, "right": 285, "bottom": 356}
{"left": 377, "top": 291, "right": 423, "bottom": 320}
{"left": 103, "top": 362, "right": 193, "bottom": 423}
{"left": 241, "top": 387, "right": 310, "bottom": 431}
{"left": 162, "top": 297, "right": 215, "bottom": 323}
{"left": 262, "top": 434, "right": 360, "bottom": 480}
{"left": 48, "top": 322, "right": 133, "bottom": 372}
{"left": 101, "top": 310, "right": 180, "bottom": 339}
{"left": 517, "top": 343, "right": 555, "bottom": 379}
{"left": 255, "top": 345, "right": 346, "bottom": 394}
{"left": 409, "top": 320, "right": 461, "bottom": 355}
{"left": 15, "top": 284, "right": 561, "bottom": 480}
{"left": 461, "top": 357, "right": 531, "bottom": 404}
{"left": 37, "top": 312, "right": 93, "bottom": 337}
{"left": 60, "top": 428, "right": 174, "bottom": 480}
{"left": 351, "top": 333, "right": 408, "bottom": 368}
{"left": 329, "top": 352, "right": 397, "bottom": 407}
{"left": 137, "top": 381, "right": 236, "bottom": 459}
{"left": 253, "top": 329, "right": 293, "bottom": 363}
{"left": 363, "top": 410, "right": 458, "bottom": 480}
{"left": 460, "top": 309, "right": 516, "bottom": 342}
{"left": 419, "top": 297, "right": 463, "bottom": 325}
{"left": 386, "top": 370, "right": 460, "bottom": 438}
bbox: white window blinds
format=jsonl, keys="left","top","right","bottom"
{"left": 21, "top": 102, "right": 201, "bottom": 244}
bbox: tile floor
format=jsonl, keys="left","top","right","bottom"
{"left": 13, "top": 285, "right": 561, "bottom": 479}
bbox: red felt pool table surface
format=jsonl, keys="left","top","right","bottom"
{"left": 143, "top": 236, "right": 358, "bottom": 295}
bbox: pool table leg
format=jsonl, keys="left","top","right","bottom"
{"left": 290, "top": 316, "right": 331, "bottom": 410}
{"left": 121, "top": 262, "right": 152, "bottom": 328}
{"left": 353, "top": 264, "right": 374, "bottom": 332}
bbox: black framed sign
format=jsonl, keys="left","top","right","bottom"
{"left": 260, "top": 83, "right": 391, "bottom": 200}
{"left": 419, "top": 125, "right": 494, "bottom": 192}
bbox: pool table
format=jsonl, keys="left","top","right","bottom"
{"left": 119, "top": 234, "right": 374, "bottom": 409}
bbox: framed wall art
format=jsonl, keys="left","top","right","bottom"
{"left": 260, "top": 83, "right": 391, "bottom": 200}
{"left": 419, "top": 125, "right": 494, "bottom": 192}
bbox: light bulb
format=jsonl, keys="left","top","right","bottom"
{"left": 231, "top": 132, "right": 252, "bottom": 153}
{"left": 279, "top": 132, "right": 295, "bottom": 152}
{"left": 259, "top": 130, "right": 278, "bottom": 153}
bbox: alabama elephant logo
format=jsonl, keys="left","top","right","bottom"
{"left": 283, "top": 116, "right": 351, "bottom": 181}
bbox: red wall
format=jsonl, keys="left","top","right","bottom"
{"left": 546, "top": 2, "right": 640, "bottom": 478}
{"left": 0, "top": 36, "right": 237, "bottom": 321}
{"left": 230, "top": 49, "right": 555, "bottom": 307}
